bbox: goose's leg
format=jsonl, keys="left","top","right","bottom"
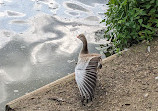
{"left": 98, "top": 57, "right": 102, "bottom": 69}
{"left": 86, "top": 98, "right": 89, "bottom": 103}
{"left": 81, "top": 96, "right": 85, "bottom": 106}
{"left": 89, "top": 95, "right": 92, "bottom": 102}
{"left": 98, "top": 64, "right": 102, "bottom": 69}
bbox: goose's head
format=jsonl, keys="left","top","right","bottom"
{"left": 77, "top": 34, "right": 86, "bottom": 42}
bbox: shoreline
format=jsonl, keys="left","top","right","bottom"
{"left": 6, "top": 38, "right": 158, "bottom": 111}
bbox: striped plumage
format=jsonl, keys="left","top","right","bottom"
{"left": 75, "top": 34, "right": 102, "bottom": 105}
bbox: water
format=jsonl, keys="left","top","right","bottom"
{"left": 0, "top": 0, "right": 108, "bottom": 110}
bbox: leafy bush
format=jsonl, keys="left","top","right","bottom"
{"left": 101, "top": 0, "right": 158, "bottom": 52}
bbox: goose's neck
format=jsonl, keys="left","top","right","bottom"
{"left": 81, "top": 40, "right": 88, "bottom": 54}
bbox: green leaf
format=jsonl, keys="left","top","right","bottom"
{"left": 101, "top": 19, "right": 105, "bottom": 23}
{"left": 150, "top": 0, "right": 155, "bottom": 4}
{"left": 100, "top": 0, "right": 156, "bottom": 53}
{"left": 126, "top": 22, "right": 130, "bottom": 26}
{"left": 141, "top": 10, "right": 147, "bottom": 15}
{"left": 146, "top": 4, "right": 151, "bottom": 8}
{"left": 155, "top": 19, "right": 158, "bottom": 23}
{"left": 149, "top": 9, "right": 156, "bottom": 14}
{"left": 132, "top": 24, "right": 136, "bottom": 28}
{"left": 109, "top": 0, "right": 115, "bottom": 4}
{"left": 140, "top": 35, "right": 145, "bottom": 39}
{"left": 138, "top": 19, "right": 143, "bottom": 24}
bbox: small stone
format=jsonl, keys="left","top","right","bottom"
{"left": 144, "top": 93, "right": 149, "bottom": 97}
{"left": 147, "top": 46, "right": 150, "bottom": 52}
{"left": 155, "top": 76, "right": 158, "bottom": 80}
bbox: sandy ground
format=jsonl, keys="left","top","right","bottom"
{"left": 6, "top": 38, "right": 158, "bottom": 111}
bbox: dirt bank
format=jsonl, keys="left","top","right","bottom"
{"left": 6, "top": 38, "right": 158, "bottom": 111}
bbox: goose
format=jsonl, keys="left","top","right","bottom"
{"left": 75, "top": 34, "right": 102, "bottom": 105}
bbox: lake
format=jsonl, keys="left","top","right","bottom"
{"left": 0, "top": 0, "right": 108, "bottom": 110}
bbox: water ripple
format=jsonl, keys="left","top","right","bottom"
{"left": 65, "top": 2, "right": 89, "bottom": 12}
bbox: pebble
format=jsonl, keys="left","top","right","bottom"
{"left": 124, "top": 48, "right": 128, "bottom": 51}
{"left": 144, "top": 93, "right": 149, "bottom": 97}
{"left": 155, "top": 76, "right": 158, "bottom": 80}
{"left": 147, "top": 46, "right": 150, "bottom": 52}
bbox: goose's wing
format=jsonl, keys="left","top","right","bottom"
{"left": 75, "top": 55, "right": 101, "bottom": 102}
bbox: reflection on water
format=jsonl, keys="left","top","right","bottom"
{"left": 0, "top": 69, "right": 14, "bottom": 104}
{"left": 6, "top": 10, "right": 25, "bottom": 17}
{"left": 76, "top": 0, "right": 106, "bottom": 6}
{"left": 10, "top": 20, "right": 28, "bottom": 25}
{"left": 0, "top": 0, "right": 108, "bottom": 110}
{"left": 65, "top": 2, "right": 89, "bottom": 12}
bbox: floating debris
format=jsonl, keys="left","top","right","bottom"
{"left": 20, "top": 46, "right": 26, "bottom": 50}
{"left": 67, "top": 59, "right": 75, "bottom": 63}
{"left": 14, "top": 90, "right": 19, "bottom": 93}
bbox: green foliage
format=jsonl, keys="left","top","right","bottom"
{"left": 102, "top": 0, "right": 158, "bottom": 52}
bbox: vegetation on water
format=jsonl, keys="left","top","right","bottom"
{"left": 100, "top": 0, "right": 158, "bottom": 54}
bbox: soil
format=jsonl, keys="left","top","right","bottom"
{"left": 6, "top": 38, "right": 158, "bottom": 111}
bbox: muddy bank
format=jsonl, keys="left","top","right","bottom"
{"left": 6, "top": 38, "right": 158, "bottom": 111}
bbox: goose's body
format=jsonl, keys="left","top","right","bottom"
{"left": 75, "top": 34, "right": 102, "bottom": 104}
